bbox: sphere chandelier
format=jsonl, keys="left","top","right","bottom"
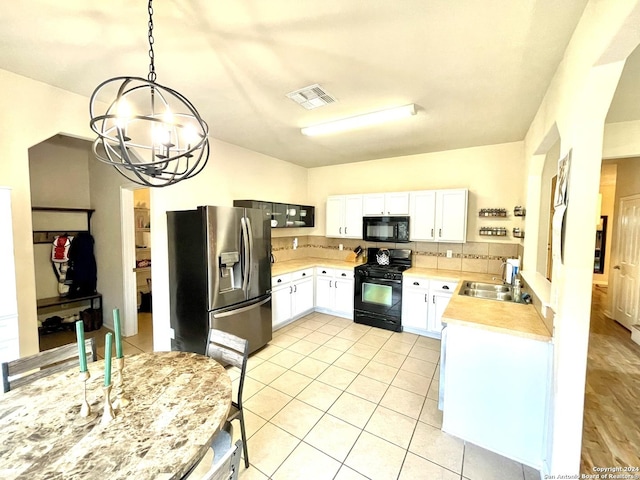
{"left": 89, "top": 0, "right": 209, "bottom": 188}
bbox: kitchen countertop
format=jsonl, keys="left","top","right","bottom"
{"left": 404, "top": 268, "right": 551, "bottom": 342}
{"left": 444, "top": 278, "right": 551, "bottom": 342}
{"left": 271, "top": 258, "right": 551, "bottom": 342}
{"left": 271, "top": 257, "right": 363, "bottom": 276}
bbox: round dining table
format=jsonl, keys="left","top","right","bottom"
{"left": 0, "top": 351, "right": 232, "bottom": 480}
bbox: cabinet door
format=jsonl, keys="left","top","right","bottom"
{"left": 401, "top": 286, "right": 429, "bottom": 330}
{"left": 385, "top": 192, "right": 410, "bottom": 215}
{"left": 334, "top": 278, "right": 354, "bottom": 317}
{"left": 326, "top": 196, "right": 344, "bottom": 237}
{"left": 272, "top": 286, "right": 292, "bottom": 330}
{"left": 343, "top": 195, "right": 363, "bottom": 239}
{"left": 409, "top": 190, "right": 436, "bottom": 241}
{"left": 315, "top": 276, "right": 334, "bottom": 310}
{"left": 436, "top": 189, "right": 468, "bottom": 243}
{"left": 362, "top": 194, "right": 385, "bottom": 215}
{"left": 292, "top": 278, "right": 314, "bottom": 317}
{"left": 428, "top": 292, "right": 452, "bottom": 333}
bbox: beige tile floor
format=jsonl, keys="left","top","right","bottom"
{"left": 208, "top": 312, "right": 540, "bottom": 480}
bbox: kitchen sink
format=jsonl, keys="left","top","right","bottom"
{"left": 458, "top": 280, "right": 515, "bottom": 302}
{"left": 462, "top": 281, "right": 511, "bottom": 293}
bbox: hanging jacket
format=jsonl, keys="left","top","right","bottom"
{"left": 66, "top": 232, "right": 97, "bottom": 297}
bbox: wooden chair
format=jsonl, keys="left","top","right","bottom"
{"left": 1, "top": 337, "right": 98, "bottom": 393}
{"left": 205, "top": 329, "right": 250, "bottom": 468}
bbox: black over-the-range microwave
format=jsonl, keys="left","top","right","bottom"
{"left": 362, "top": 216, "right": 410, "bottom": 243}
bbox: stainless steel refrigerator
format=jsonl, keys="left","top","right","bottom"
{"left": 167, "top": 205, "right": 272, "bottom": 355}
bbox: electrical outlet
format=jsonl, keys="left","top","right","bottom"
{"left": 293, "top": 237, "right": 298, "bottom": 250}
{"left": 339, "top": 244, "right": 344, "bottom": 251}
{"left": 446, "top": 249, "right": 453, "bottom": 258}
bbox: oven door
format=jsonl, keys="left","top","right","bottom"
{"left": 354, "top": 273, "right": 402, "bottom": 318}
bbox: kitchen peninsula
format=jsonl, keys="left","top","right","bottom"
{"left": 440, "top": 279, "right": 552, "bottom": 469}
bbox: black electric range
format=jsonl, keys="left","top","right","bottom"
{"left": 353, "top": 248, "right": 412, "bottom": 332}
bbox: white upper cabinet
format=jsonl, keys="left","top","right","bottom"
{"left": 363, "top": 192, "right": 409, "bottom": 216}
{"left": 326, "top": 195, "right": 363, "bottom": 238}
{"left": 410, "top": 188, "right": 468, "bottom": 243}
{"left": 409, "top": 190, "right": 436, "bottom": 241}
{"left": 435, "top": 189, "right": 468, "bottom": 243}
{"left": 326, "top": 196, "right": 344, "bottom": 237}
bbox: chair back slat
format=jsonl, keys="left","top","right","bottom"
{"left": 207, "top": 330, "right": 247, "bottom": 356}
{"left": 2, "top": 337, "right": 97, "bottom": 393}
{"left": 207, "top": 347, "right": 244, "bottom": 370}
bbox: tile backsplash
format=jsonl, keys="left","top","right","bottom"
{"left": 271, "top": 236, "right": 523, "bottom": 275}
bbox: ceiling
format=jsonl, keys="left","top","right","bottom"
{"left": 0, "top": 1, "right": 600, "bottom": 168}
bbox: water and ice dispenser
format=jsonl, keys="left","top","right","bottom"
{"left": 219, "top": 251, "right": 241, "bottom": 293}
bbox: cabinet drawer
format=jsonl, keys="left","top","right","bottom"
{"left": 272, "top": 273, "right": 292, "bottom": 286}
{"left": 431, "top": 280, "right": 458, "bottom": 292}
{"left": 292, "top": 268, "right": 313, "bottom": 281}
{"left": 315, "top": 267, "right": 334, "bottom": 277}
{"left": 333, "top": 268, "right": 353, "bottom": 279}
{"left": 405, "top": 277, "right": 430, "bottom": 289}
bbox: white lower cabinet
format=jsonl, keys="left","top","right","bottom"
{"left": 401, "top": 279, "right": 430, "bottom": 331}
{"left": 314, "top": 267, "right": 354, "bottom": 319}
{"left": 401, "top": 277, "right": 456, "bottom": 338}
{"left": 442, "top": 324, "right": 551, "bottom": 469}
{"left": 271, "top": 269, "right": 314, "bottom": 330}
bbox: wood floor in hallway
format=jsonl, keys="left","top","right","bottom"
{"left": 581, "top": 286, "right": 640, "bottom": 472}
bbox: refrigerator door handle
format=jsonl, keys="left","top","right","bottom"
{"left": 240, "top": 216, "right": 250, "bottom": 294}
{"left": 211, "top": 295, "right": 271, "bottom": 319}
{"left": 245, "top": 215, "right": 254, "bottom": 291}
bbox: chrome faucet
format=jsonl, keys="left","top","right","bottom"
{"left": 500, "top": 261, "right": 507, "bottom": 284}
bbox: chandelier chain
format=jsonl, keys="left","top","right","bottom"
{"left": 147, "top": 0, "right": 156, "bottom": 83}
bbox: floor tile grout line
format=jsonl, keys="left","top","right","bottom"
{"left": 241, "top": 312, "right": 448, "bottom": 479}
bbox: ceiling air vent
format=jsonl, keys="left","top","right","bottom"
{"left": 286, "top": 84, "right": 336, "bottom": 110}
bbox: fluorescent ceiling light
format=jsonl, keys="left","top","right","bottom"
{"left": 301, "top": 104, "right": 416, "bottom": 136}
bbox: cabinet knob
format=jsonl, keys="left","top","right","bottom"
{"left": 341, "top": 273, "right": 346, "bottom": 277}
{"left": 277, "top": 279, "right": 282, "bottom": 283}
{"left": 302, "top": 273, "right": 306, "bottom": 276}
{"left": 322, "top": 270, "right": 327, "bottom": 274}
{"left": 413, "top": 281, "right": 419, "bottom": 286}
{"left": 442, "top": 285, "right": 449, "bottom": 290}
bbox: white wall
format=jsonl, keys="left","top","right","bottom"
{"left": 521, "top": 0, "right": 640, "bottom": 474}
{"left": 0, "top": 69, "right": 96, "bottom": 356}
{"left": 308, "top": 141, "right": 526, "bottom": 244}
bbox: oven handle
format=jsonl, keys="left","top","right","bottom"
{"left": 360, "top": 277, "right": 400, "bottom": 284}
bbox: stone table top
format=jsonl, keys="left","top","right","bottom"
{"left": 0, "top": 351, "right": 232, "bottom": 480}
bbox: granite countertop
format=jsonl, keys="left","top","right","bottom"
{"left": 271, "top": 257, "right": 364, "bottom": 276}
{"left": 0, "top": 351, "right": 232, "bottom": 480}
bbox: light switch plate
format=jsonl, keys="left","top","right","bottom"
{"left": 446, "top": 249, "right": 453, "bottom": 258}
{"left": 169, "top": 327, "right": 175, "bottom": 340}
